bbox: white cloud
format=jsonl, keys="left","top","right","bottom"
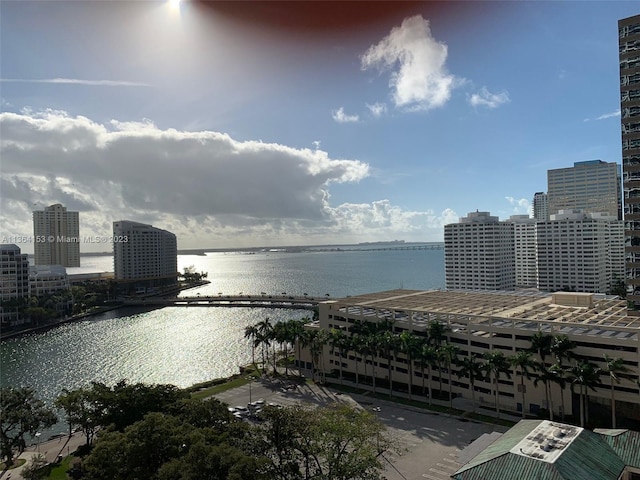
{"left": 584, "top": 109, "right": 621, "bottom": 122}
{"left": 332, "top": 107, "right": 359, "bottom": 123}
{"left": 468, "top": 87, "right": 510, "bottom": 109}
{"left": 0, "top": 78, "right": 150, "bottom": 87}
{"left": 0, "top": 109, "right": 456, "bottom": 248}
{"left": 361, "top": 15, "right": 460, "bottom": 111}
{"left": 505, "top": 196, "right": 531, "bottom": 214}
{"left": 366, "top": 102, "right": 387, "bottom": 118}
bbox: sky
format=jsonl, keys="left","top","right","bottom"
{"left": 1, "top": 1, "right": 638, "bottom": 252}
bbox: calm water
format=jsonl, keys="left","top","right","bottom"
{"left": 1, "top": 245, "right": 444, "bottom": 433}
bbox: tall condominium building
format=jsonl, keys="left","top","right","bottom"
{"left": 33, "top": 204, "right": 80, "bottom": 267}
{"left": 536, "top": 210, "right": 624, "bottom": 293}
{"left": 620, "top": 15, "right": 640, "bottom": 308}
{"left": 0, "top": 244, "right": 30, "bottom": 327}
{"left": 446, "top": 210, "right": 624, "bottom": 294}
{"left": 532, "top": 192, "right": 549, "bottom": 221}
{"left": 444, "top": 211, "right": 515, "bottom": 291}
{"left": 113, "top": 221, "right": 177, "bottom": 291}
{"left": 509, "top": 215, "right": 537, "bottom": 288}
{"left": 547, "top": 160, "right": 622, "bottom": 220}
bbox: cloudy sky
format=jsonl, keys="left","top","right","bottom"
{"left": 1, "top": 1, "right": 637, "bottom": 252}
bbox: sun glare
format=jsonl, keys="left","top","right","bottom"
{"left": 169, "top": 0, "right": 181, "bottom": 12}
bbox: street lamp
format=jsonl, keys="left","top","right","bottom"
{"left": 246, "top": 376, "right": 253, "bottom": 404}
{"left": 35, "top": 432, "right": 41, "bottom": 453}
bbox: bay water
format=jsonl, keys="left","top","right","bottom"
{"left": 1, "top": 245, "right": 444, "bottom": 433}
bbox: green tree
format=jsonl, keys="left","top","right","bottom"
{"left": 254, "top": 404, "right": 393, "bottom": 480}
{"left": 602, "top": 354, "right": 633, "bottom": 428}
{"left": 510, "top": 350, "right": 536, "bottom": 418}
{"left": 482, "top": 351, "right": 511, "bottom": 419}
{"left": 329, "top": 328, "right": 350, "bottom": 385}
{"left": 550, "top": 335, "right": 576, "bottom": 418}
{"left": 55, "top": 387, "right": 103, "bottom": 445}
{"left": 0, "top": 387, "right": 57, "bottom": 466}
{"left": 244, "top": 324, "right": 259, "bottom": 367}
{"left": 399, "top": 331, "right": 421, "bottom": 400}
{"left": 456, "top": 356, "right": 485, "bottom": 413}
{"left": 530, "top": 331, "right": 554, "bottom": 417}
{"left": 417, "top": 344, "right": 437, "bottom": 405}
{"left": 569, "top": 361, "right": 602, "bottom": 427}
{"left": 439, "top": 343, "right": 459, "bottom": 409}
{"left": 83, "top": 412, "right": 193, "bottom": 480}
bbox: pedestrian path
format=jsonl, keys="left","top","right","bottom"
{"left": 0, "top": 432, "right": 85, "bottom": 480}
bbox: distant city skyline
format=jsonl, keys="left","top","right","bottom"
{"left": 1, "top": 2, "right": 638, "bottom": 252}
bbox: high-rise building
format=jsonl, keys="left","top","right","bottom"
{"left": 509, "top": 215, "right": 537, "bottom": 288}
{"left": 445, "top": 210, "right": 624, "bottom": 294}
{"left": 444, "top": 211, "right": 515, "bottom": 291}
{"left": 112, "top": 221, "right": 177, "bottom": 292}
{"left": 547, "top": 160, "right": 622, "bottom": 220}
{"left": 0, "top": 244, "right": 30, "bottom": 327}
{"left": 532, "top": 192, "right": 549, "bottom": 221}
{"left": 33, "top": 204, "right": 80, "bottom": 267}
{"left": 620, "top": 14, "right": 640, "bottom": 308}
{"left": 535, "top": 210, "right": 624, "bottom": 293}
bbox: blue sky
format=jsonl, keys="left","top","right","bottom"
{"left": 1, "top": 1, "right": 638, "bottom": 251}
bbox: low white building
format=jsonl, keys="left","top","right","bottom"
{"left": 29, "top": 265, "right": 70, "bottom": 296}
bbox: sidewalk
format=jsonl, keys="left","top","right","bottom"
{"left": 0, "top": 431, "right": 85, "bottom": 480}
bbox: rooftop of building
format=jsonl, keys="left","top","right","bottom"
{"left": 452, "top": 419, "right": 639, "bottom": 480}
{"left": 326, "top": 289, "right": 640, "bottom": 333}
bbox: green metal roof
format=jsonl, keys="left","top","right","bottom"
{"left": 595, "top": 429, "right": 640, "bottom": 470}
{"left": 453, "top": 420, "right": 627, "bottom": 480}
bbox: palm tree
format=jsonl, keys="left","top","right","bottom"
{"left": 399, "top": 331, "right": 421, "bottom": 400}
{"left": 530, "top": 331, "right": 554, "bottom": 417}
{"left": 289, "top": 318, "right": 307, "bottom": 374}
{"left": 379, "top": 330, "right": 399, "bottom": 398}
{"left": 301, "top": 329, "right": 328, "bottom": 383}
{"left": 329, "top": 328, "right": 350, "bottom": 385}
{"left": 569, "top": 361, "right": 602, "bottom": 427}
{"left": 483, "top": 351, "right": 511, "bottom": 419}
{"left": 510, "top": 350, "right": 536, "bottom": 418}
{"left": 439, "top": 343, "right": 459, "bottom": 409}
{"left": 244, "top": 324, "right": 259, "bottom": 367}
{"left": 457, "top": 355, "right": 485, "bottom": 413}
{"left": 427, "top": 319, "right": 449, "bottom": 347}
{"left": 550, "top": 335, "right": 576, "bottom": 419}
{"left": 364, "top": 334, "right": 379, "bottom": 394}
{"left": 256, "top": 318, "right": 273, "bottom": 374}
{"left": 533, "top": 361, "right": 558, "bottom": 420}
{"left": 418, "top": 344, "right": 438, "bottom": 405}
{"left": 602, "top": 354, "right": 632, "bottom": 428}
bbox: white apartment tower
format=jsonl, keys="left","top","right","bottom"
{"left": 535, "top": 210, "right": 624, "bottom": 293}
{"left": 509, "top": 215, "right": 537, "bottom": 288}
{"left": 444, "top": 211, "right": 515, "bottom": 290}
{"left": 33, "top": 204, "right": 80, "bottom": 267}
{"left": 0, "top": 244, "right": 30, "bottom": 327}
{"left": 532, "top": 192, "right": 549, "bottom": 221}
{"left": 547, "top": 160, "right": 622, "bottom": 220}
{"left": 113, "top": 221, "right": 177, "bottom": 290}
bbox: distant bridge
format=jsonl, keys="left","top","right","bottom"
{"left": 121, "top": 294, "right": 330, "bottom": 310}
{"left": 312, "top": 244, "right": 444, "bottom": 252}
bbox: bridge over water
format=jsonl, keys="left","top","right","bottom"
{"left": 122, "top": 294, "right": 330, "bottom": 310}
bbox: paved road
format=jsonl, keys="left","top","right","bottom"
{"left": 213, "top": 377, "right": 505, "bottom": 480}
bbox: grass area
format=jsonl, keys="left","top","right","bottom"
{"left": 0, "top": 458, "right": 26, "bottom": 470}
{"left": 189, "top": 366, "right": 261, "bottom": 400}
{"left": 47, "top": 455, "right": 73, "bottom": 479}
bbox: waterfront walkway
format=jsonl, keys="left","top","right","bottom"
{"left": 0, "top": 431, "right": 86, "bottom": 480}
